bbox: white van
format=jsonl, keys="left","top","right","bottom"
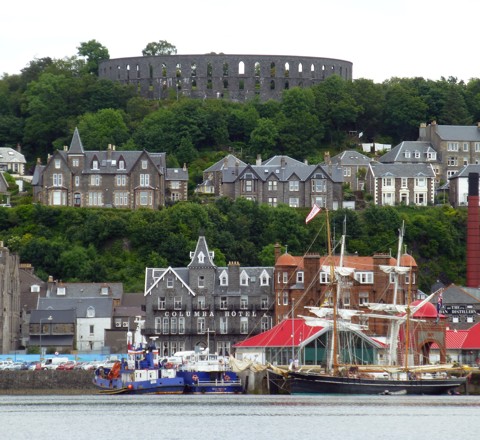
{"left": 41, "top": 357, "right": 69, "bottom": 370}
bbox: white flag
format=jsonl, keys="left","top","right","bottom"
{"left": 306, "top": 204, "right": 321, "bottom": 224}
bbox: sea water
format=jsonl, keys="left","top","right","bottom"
{"left": 0, "top": 394, "right": 479, "bottom": 440}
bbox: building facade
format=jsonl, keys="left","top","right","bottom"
{"left": 0, "top": 147, "right": 26, "bottom": 175}
{"left": 143, "top": 235, "right": 274, "bottom": 356}
{"left": 330, "top": 150, "right": 371, "bottom": 191}
{"left": 365, "top": 162, "right": 436, "bottom": 206}
{"left": 32, "top": 128, "right": 188, "bottom": 209}
{"left": 197, "top": 154, "right": 344, "bottom": 209}
{"left": 99, "top": 54, "right": 353, "bottom": 103}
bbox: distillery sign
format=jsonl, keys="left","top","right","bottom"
{"left": 443, "top": 305, "right": 477, "bottom": 315}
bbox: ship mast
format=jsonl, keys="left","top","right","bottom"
{"left": 404, "top": 261, "right": 413, "bottom": 372}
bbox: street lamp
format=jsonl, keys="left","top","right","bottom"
{"left": 39, "top": 315, "right": 53, "bottom": 362}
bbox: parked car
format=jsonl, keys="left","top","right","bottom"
{"left": 27, "top": 362, "right": 41, "bottom": 371}
{"left": 0, "top": 360, "right": 14, "bottom": 370}
{"left": 56, "top": 361, "right": 76, "bottom": 371}
{"left": 5, "top": 362, "right": 28, "bottom": 370}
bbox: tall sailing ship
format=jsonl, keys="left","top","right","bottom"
{"left": 289, "top": 214, "right": 468, "bottom": 395}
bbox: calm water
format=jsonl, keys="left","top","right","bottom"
{"left": 1, "top": 394, "right": 479, "bottom": 440}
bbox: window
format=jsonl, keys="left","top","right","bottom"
{"left": 382, "top": 177, "right": 393, "bottom": 187}
{"left": 92, "top": 160, "right": 99, "bottom": 170}
{"left": 404, "top": 151, "right": 411, "bottom": 158}
{"left": 86, "top": 306, "right": 95, "bottom": 318}
{"left": 140, "top": 174, "right": 150, "bottom": 187}
{"left": 268, "top": 180, "right": 278, "bottom": 191}
{"left": 240, "top": 295, "right": 248, "bottom": 309}
{"left": 57, "top": 287, "right": 66, "bottom": 296}
{"left": 243, "top": 180, "right": 253, "bottom": 192}
{"left": 260, "top": 271, "right": 269, "bottom": 286}
{"left": 343, "top": 292, "right": 350, "bottom": 306}
{"left": 198, "top": 296, "right": 205, "bottom": 309}
{"left": 464, "top": 157, "right": 469, "bottom": 166}
{"left": 261, "top": 296, "right": 269, "bottom": 309}
{"left": 89, "top": 325, "right": 94, "bottom": 335}
{"left": 53, "top": 174, "right": 63, "bottom": 187}
{"left": 116, "top": 175, "right": 126, "bottom": 186}
{"left": 220, "top": 317, "right": 228, "bottom": 334}
{"left": 296, "top": 271, "right": 304, "bottom": 283}
{"left": 447, "top": 156, "right": 457, "bottom": 166}
{"left": 155, "top": 317, "right": 162, "bottom": 333}
{"left": 289, "top": 197, "right": 299, "bottom": 208}
{"left": 170, "top": 317, "right": 177, "bottom": 334}
{"left": 268, "top": 197, "right": 277, "bottom": 207}
{"left": 382, "top": 192, "right": 394, "bottom": 206}
{"left": 320, "top": 272, "right": 330, "bottom": 284}
{"left": 355, "top": 272, "right": 373, "bottom": 284}
{"left": 142, "top": 160, "right": 148, "bottom": 169}
{"left": 101, "top": 286, "right": 108, "bottom": 295}
{"left": 198, "top": 275, "right": 205, "bottom": 288}
{"left": 343, "top": 167, "right": 351, "bottom": 177}
{"left": 174, "top": 297, "right": 182, "bottom": 310}
{"left": 178, "top": 317, "right": 185, "bottom": 334}
{"left": 54, "top": 159, "right": 61, "bottom": 169}
{"left": 476, "top": 143, "right": 480, "bottom": 152}
{"left": 217, "top": 342, "right": 230, "bottom": 356}
{"left": 283, "top": 272, "right": 288, "bottom": 284}
{"left": 447, "top": 142, "right": 459, "bottom": 151}
{"left": 220, "top": 296, "right": 228, "bottom": 309}
{"left": 261, "top": 316, "right": 271, "bottom": 331}
{"left": 74, "top": 176, "right": 80, "bottom": 187}
{"left": 139, "top": 191, "right": 151, "bottom": 206}
{"left": 463, "top": 143, "right": 469, "bottom": 152}
{"left": 88, "top": 192, "right": 103, "bottom": 206}
{"left": 219, "top": 271, "right": 228, "bottom": 286}
{"left": 415, "top": 177, "right": 426, "bottom": 187}
{"left": 240, "top": 272, "right": 249, "bottom": 286}
{"left": 72, "top": 158, "right": 79, "bottom": 167}
{"left": 114, "top": 192, "right": 128, "bottom": 206}
{"left": 401, "top": 178, "right": 408, "bottom": 188}
{"left": 312, "top": 179, "right": 326, "bottom": 192}
{"left": 289, "top": 181, "right": 299, "bottom": 191}
{"left": 170, "top": 181, "right": 180, "bottom": 189}
{"left": 240, "top": 317, "right": 248, "bottom": 334}
{"left": 415, "top": 192, "right": 427, "bottom": 206}
{"left": 163, "top": 317, "right": 169, "bottom": 334}
{"left": 167, "top": 277, "right": 174, "bottom": 288}
{"left": 283, "top": 291, "right": 289, "bottom": 305}
{"left": 158, "top": 297, "right": 166, "bottom": 309}
{"left": 414, "top": 151, "right": 420, "bottom": 158}
{"left": 119, "top": 160, "right": 126, "bottom": 170}
{"left": 90, "top": 175, "right": 100, "bottom": 186}
{"left": 198, "top": 252, "right": 205, "bottom": 263}
{"left": 359, "top": 292, "right": 369, "bottom": 305}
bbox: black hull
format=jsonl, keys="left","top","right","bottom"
{"left": 289, "top": 372, "right": 467, "bottom": 395}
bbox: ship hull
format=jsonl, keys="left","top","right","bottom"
{"left": 289, "top": 372, "right": 467, "bottom": 395}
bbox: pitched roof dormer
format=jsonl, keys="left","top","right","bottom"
{"left": 188, "top": 235, "right": 216, "bottom": 269}
{"left": 68, "top": 128, "right": 85, "bottom": 155}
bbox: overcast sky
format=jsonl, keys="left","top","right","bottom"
{"left": 2, "top": 0, "right": 478, "bottom": 83}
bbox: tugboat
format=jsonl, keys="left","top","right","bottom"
{"left": 93, "top": 319, "right": 185, "bottom": 394}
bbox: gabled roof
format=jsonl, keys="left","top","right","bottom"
{"left": 449, "top": 164, "right": 480, "bottom": 180}
{"left": 441, "top": 284, "right": 480, "bottom": 304}
{"left": 48, "top": 282, "right": 123, "bottom": 300}
{"left": 39, "top": 297, "right": 114, "bottom": 318}
{"left": 204, "top": 154, "right": 247, "bottom": 172}
{"left": 0, "top": 147, "right": 26, "bottom": 164}
{"left": 188, "top": 235, "right": 216, "bottom": 269}
{"left": 144, "top": 266, "right": 197, "bottom": 297}
{"left": 234, "top": 319, "right": 324, "bottom": 348}
{"left": 166, "top": 167, "right": 188, "bottom": 181}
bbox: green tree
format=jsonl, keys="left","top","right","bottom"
{"left": 142, "top": 40, "right": 177, "bottom": 56}
{"left": 249, "top": 118, "right": 279, "bottom": 158}
{"left": 77, "top": 40, "right": 110, "bottom": 75}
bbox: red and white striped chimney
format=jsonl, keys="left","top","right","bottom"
{"left": 466, "top": 172, "right": 480, "bottom": 287}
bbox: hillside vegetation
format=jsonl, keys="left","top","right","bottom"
{"left": 0, "top": 202, "right": 467, "bottom": 293}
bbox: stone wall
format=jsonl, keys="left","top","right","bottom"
{"left": 99, "top": 54, "right": 353, "bottom": 102}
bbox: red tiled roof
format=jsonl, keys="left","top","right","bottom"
{"left": 276, "top": 253, "right": 304, "bottom": 269}
{"left": 234, "top": 319, "right": 323, "bottom": 348}
{"left": 431, "top": 329, "right": 469, "bottom": 349}
{"left": 462, "top": 322, "right": 480, "bottom": 349}
{"left": 411, "top": 300, "right": 444, "bottom": 319}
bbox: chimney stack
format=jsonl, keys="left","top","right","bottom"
{"left": 466, "top": 172, "right": 480, "bottom": 287}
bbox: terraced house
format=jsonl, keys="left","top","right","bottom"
{"left": 32, "top": 128, "right": 188, "bottom": 209}
{"left": 197, "top": 154, "right": 343, "bottom": 210}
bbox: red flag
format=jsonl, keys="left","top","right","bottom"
{"left": 306, "top": 204, "right": 321, "bottom": 224}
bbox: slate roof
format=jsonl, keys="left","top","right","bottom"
{"left": 204, "top": 154, "right": 247, "bottom": 172}
{"left": 166, "top": 167, "right": 188, "bottom": 181}
{"left": 30, "top": 309, "right": 76, "bottom": 323}
{"left": 440, "top": 284, "right": 480, "bottom": 304}
{"left": 0, "top": 147, "right": 26, "bottom": 165}
{"left": 68, "top": 127, "right": 85, "bottom": 154}
{"left": 434, "top": 125, "right": 480, "bottom": 142}
{"left": 48, "top": 282, "right": 123, "bottom": 300}
{"left": 39, "top": 297, "right": 114, "bottom": 318}
{"left": 449, "top": 164, "right": 480, "bottom": 179}
{"left": 368, "top": 162, "right": 436, "bottom": 178}
{"left": 331, "top": 150, "right": 372, "bottom": 166}
{"left": 379, "top": 141, "right": 438, "bottom": 164}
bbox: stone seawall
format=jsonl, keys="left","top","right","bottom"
{"left": 0, "top": 370, "right": 97, "bottom": 395}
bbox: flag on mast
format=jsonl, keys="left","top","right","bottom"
{"left": 306, "top": 204, "right": 321, "bottom": 224}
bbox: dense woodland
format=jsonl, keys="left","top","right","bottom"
{"left": 0, "top": 40, "right": 476, "bottom": 292}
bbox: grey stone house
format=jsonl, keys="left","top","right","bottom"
{"left": 143, "top": 235, "right": 274, "bottom": 356}
{"left": 365, "top": 162, "right": 436, "bottom": 206}
{"left": 196, "top": 154, "right": 344, "bottom": 210}
{"left": 330, "top": 150, "right": 372, "bottom": 191}
{"left": 32, "top": 128, "right": 188, "bottom": 209}
{"left": 448, "top": 164, "right": 480, "bottom": 207}
{"left": 418, "top": 121, "right": 480, "bottom": 182}
{"left": 0, "top": 146, "right": 26, "bottom": 175}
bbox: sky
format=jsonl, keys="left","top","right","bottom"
{"left": 1, "top": 0, "right": 478, "bottom": 84}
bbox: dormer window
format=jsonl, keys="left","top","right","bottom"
{"left": 57, "top": 287, "right": 66, "bottom": 296}
{"left": 220, "top": 271, "right": 228, "bottom": 286}
{"left": 31, "top": 285, "right": 40, "bottom": 293}
{"left": 54, "top": 159, "right": 61, "bottom": 169}
{"left": 86, "top": 306, "right": 95, "bottom": 318}
{"left": 296, "top": 271, "right": 304, "bottom": 283}
{"left": 198, "top": 251, "right": 205, "bottom": 263}
{"left": 119, "top": 159, "right": 125, "bottom": 170}
{"left": 260, "top": 270, "right": 270, "bottom": 286}
{"left": 240, "top": 271, "right": 249, "bottom": 286}
{"left": 92, "top": 159, "right": 99, "bottom": 170}
{"left": 142, "top": 160, "right": 148, "bottom": 169}
{"left": 101, "top": 286, "right": 109, "bottom": 295}
{"left": 167, "top": 277, "right": 174, "bottom": 288}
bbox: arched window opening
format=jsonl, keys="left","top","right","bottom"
{"left": 254, "top": 62, "right": 261, "bottom": 77}
{"left": 238, "top": 61, "right": 245, "bottom": 75}
{"left": 223, "top": 62, "right": 229, "bottom": 76}
{"left": 270, "top": 62, "right": 276, "bottom": 77}
{"left": 191, "top": 63, "right": 197, "bottom": 77}
{"left": 207, "top": 62, "right": 213, "bottom": 77}
{"left": 270, "top": 80, "right": 275, "bottom": 90}
{"left": 284, "top": 62, "right": 290, "bottom": 78}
